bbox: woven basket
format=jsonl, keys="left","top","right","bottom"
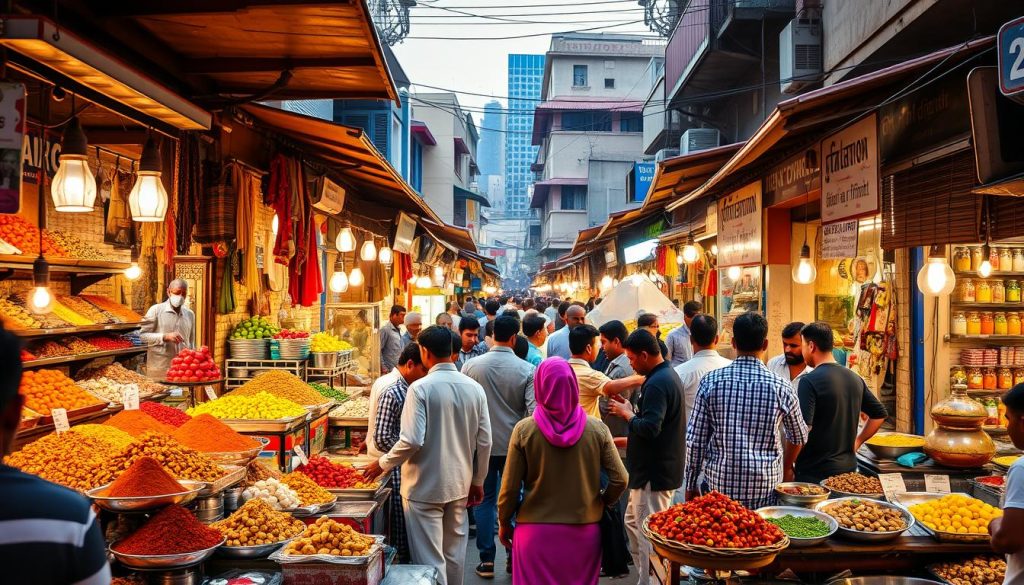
{"left": 642, "top": 518, "right": 789, "bottom": 571}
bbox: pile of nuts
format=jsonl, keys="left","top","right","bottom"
{"left": 330, "top": 397, "right": 370, "bottom": 419}
{"left": 4, "top": 432, "right": 112, "bottom": 491}
{"left": 47, "top": 231, "right": 106, "bottom": 260}
{"left": 77, "top": 363, "right": 163, "bottom": 395}
{"left": 283, "top": 517, "right": 374, "bottom": 556}
{"left": 820, "top": 499, "right": 907, "bottom": 533}
{"left": 0, "top": 296, "right": 41, "bottom": 329}
{"left": 78, "top": 378, "right": 133, "bottom": 404}
{"left": 93, "top": 432, "right": 224, "bottom": 486}
{"left": 62, "top": 336, "right": 99, "bottom": 354}
{"left": 931, "top": 555, "right": 1006, "bottom": 585}
{"left": 822, "top": 472, "right": 884, "bottom": 495}
{"left": 212, "top": 498, "right": 306, "bottom": 547}
{"left": 280, "top": 472, "right": 336, "bottom": 506}
{"left": 242, "top": 478, "right": 302, "bottom": 510}
{"left": 58, "top": 296, "right": 115, "bottom": 324}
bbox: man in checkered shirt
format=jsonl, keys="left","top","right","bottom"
{"left": 684, "top": 312, "right": 808, "bottom": 510}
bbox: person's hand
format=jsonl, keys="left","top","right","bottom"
{"left": 629, "top": 374, "right": 645, "bottom": 387}
{"left": 613, "top": 436, "right": 628, "bottom": 450}
{"left": 499, "top": 524, "right": 513, "bottom": 549}
{"left": 363, "top": 461, "right": 384, "bottom": 481}
{"left": 607, "top": 394, "right": 634, "bottom": 421}
{"left": 163, "top": 332, "right": 184, "bottom": 343}
{"left": 783, "top": 467, "right": 795, "bottom": 483}
{"left": 468, "top": 484, "right": 484, "bottom": 507}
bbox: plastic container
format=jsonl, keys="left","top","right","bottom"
{"left": 951, "top": 312, "right": 967, "bottom": 336}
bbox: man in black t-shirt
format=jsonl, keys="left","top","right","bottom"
{"left": 787, "top": 322, "right": 888, "bottom": 483}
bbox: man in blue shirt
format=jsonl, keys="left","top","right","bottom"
{"left": 522, "top": 314, "right": 547, "bottom": 367}
{"left": 546, "top": 304, "right": 585, "bottom": 360}
{"left": 991, "top": 383, "right": 1024, "bottom": 584}
{"left": 665, "top": 300, "right": 702, "bottom": 367}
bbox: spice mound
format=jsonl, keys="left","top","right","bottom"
{"left": 284, "top": 517, "right": 375, "bottom": 556}
{"left": 297, "top": 456, "right": 378, "bottom": 489}
{"left": 764, "top": 514, "right": 831, "bottom": 538}
{"left": 107, "top": 456, "right": 185, "bottom": 497}
{"left": 866, "top": 433, "right": 925, "bottom": 447}
{"left": 820, "top": 499, "right": 906, "bottom": 533}
{"left": 187, "top": 392, "right": 306, "bottom": 420}
{"left": 232, "top": 371, "right": 330, "bottom": 406}
{"left": 908, "top": 493, "right": 1002, "bottom": 534}
{"left": 140, "top": 402, "right": 191, "bottom": 428}
{"left": 104, "top": 410, "right": 177, "bottom": 438}
{"left": 172, "top": 414, "right": 261, "bottom": 453}
{"left": 94, "top": 432, "right": 224, "bottom": 486}
{"left": 280, "top": 472, "right": 335, "bottom": 506}
{"left": 646, "top": 491, "right": 785, "bottom": 548}
{"left": 932, "top": 555, "right": 1006, "bottom": 585}
{"left": 822, "top": 472, "right": 883, "bottom": 495}
{"left": 113, "top": 505, "right": 223, "bottom": 556}
{"left": 69, "top": 424, "right": 136, "bottom": 451}
{"left": 213, "top": 498, "right": 305, "bottom": 547}
{"left": 4, "top": 432, "right": 111, "bottom": 492}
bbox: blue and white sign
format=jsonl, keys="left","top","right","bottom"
{"left": 998, "top": 16, "right": 1024, "bottom": 102}
{"left": 632, "top": 161, "right": 656, "bottom": 202}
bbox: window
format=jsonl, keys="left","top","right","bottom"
{"left": 620, "top": 112, "right": 643, "bottom": 133}
{"left": 573, "top": 65, "right": 588, "bottom": 87}
{"left": 604, "top": 78, "right": 615, "bottom": 89}
{"left": 560, "top": 186, "right": 587, "bottom": 210}
{"left": 561, "top": 111, "right": 611, "bottom": 132}
{"left": 410, "top": 141, "right": 423, "bottom": 192}
{"left": 453, "top": 197, "right": 467, "bottom": 227}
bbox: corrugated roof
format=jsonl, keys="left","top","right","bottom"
{"left": 645, "top": 143, "right": 743, "bottom": 210}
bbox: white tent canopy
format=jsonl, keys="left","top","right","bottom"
{"left": 586, "top": 276, "right": 686, "bottom": 328}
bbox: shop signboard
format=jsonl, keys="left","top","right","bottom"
{"left": 631, "top": 161, "right": 656, "bottom": 202}
{"left": 821, "top": 220, "right": 859, "bottom": 259}
{"left": 717, "top": 181, "right": 761, "bottom": 267}
{"left": 879, "top": 73, "right": 969, "bottom": 163}
{"left": 0, "top": 83, "right": 25, "bottom": 214}
{"left": 998, "top": 15, "right": 1024, "bottom": 103}
{"left": 763, "top": 146, "right": 819, "bottom": 206}
{"left": 821, "top": 114, "right": 879, "bottom": 223}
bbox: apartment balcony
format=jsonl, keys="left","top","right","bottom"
{"left": 664, "top": 0, "right": 795, "bottom": 104}
{"left": 540, "top": 210, "right": 587, "bottom": 253}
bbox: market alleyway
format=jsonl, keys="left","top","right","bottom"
{"left": 461, "top": 539, "right": 637, "bottom": 585}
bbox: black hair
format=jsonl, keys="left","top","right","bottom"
{"left": 513, "top": 335, "right": 530, "bottom": 360}
{"left": 0, "top": 325, "right": 23, "bottom": 410}
{"left": 450, "top": 330, "right": 462, "bottom": 355}
{"left": 499, "top": 296, "right": 509, "bottom": 305}
{"left": 569, "top": 324, "right": 600, "bottom": 355}
{"left": 637, "top": 313, "right": 658, "bottom": 328}
{"left": 598, "top": 320, "right": 628, "bottom": 344}
{"left": 522, "top": 315, "right": 547, "bottom": 337}
{"left": 501, "top": 308, "right": 521, "bottom": 321}
{"left": 558, "top": 301, "right": 571, "bottom": 318}
{"left": 494, "top": 315, "right": 521, "bottom": 343}
{"left": 800, "top": 321, "right": 834, "bottom": 352}
{"left": 1003, "top": 383, "right": 1024, "bottom": 413}
{"left": 418, "top": 326, "right": 454, "bottom": 358}
{"left": 732, "top": 312, "right": 769, "bottom": 352}
{"left": 623, "top": 329, "right": 661, "bottom": 357}
{"left": 513, "top": 296, "right": 522, "bottom": 305}
{"left": 522, "top": 298, "right": 534, "bottom": 310}
{"left": 485, "top": 319, "right": 495, "bottom": 339}
{"left": 594, "top": 297, "right": 602, "bottom": 305}
{"left": 485, "top": 300, "right": 501, "bottom": 316}
{"left": 689, "top": 314, "right": 719, "bottom": 347}
{"left": 682, "top": 300, "right": 702, "bottom": 318}
{"left": 389, "top": 304, "right": 407, "bottom": 317}
{"left": 459, "top": 317, "right": 481, "bottom": 333}
{"left": 782, "top": 321, "right": 806, "bottom": 339}
{"left": 398, "top": 342, "right": 423, "bottom": 366}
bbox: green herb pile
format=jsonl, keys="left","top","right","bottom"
{"left": 307, "top": 382, "right": 348, "bottom": 402}
{"left": 765, "top": 515, "right": 831, "bottom": 538}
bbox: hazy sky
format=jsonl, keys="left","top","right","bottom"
{"left": 391, "top": 0, "right": 661, "bottom": 114}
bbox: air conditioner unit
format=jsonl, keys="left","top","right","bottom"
{"left": 780, "top": 16, "right": 822, "bottom": 94}
{"left": 311, "top": 177, "right": 346, "bottom": 215}
{"left": 681, "top": 128, "right": 719, "bottom": 154}
{"left": 654, "top": 148, "right": 679, "bottom": 163}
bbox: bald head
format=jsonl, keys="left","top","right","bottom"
{"left": 565, "top": 304, "right": 586, "bottom": 328}
{"left": 168, "top": 279, "right": 188, "bottom": 292}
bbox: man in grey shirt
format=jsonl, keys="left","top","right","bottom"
{"left": 462, "top": 316, "right": 536, "bottom": 577}
{"left": 379, "top": 304, "right": 406, "bottom": 374}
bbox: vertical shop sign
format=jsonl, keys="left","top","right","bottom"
{"left": 0, "top": 84, "right": 26, "bottom": 214}
{"left": 821, "top": 220, "right": 859, "bottom": 259}
{"left": 998, "top": 15, "right": 1024, "bottom": 102}
{"left": 717, "top": 181, "right": 761, "bottom": 266}
{"left": 821, "top": 114, "right": 879, "bottom": 223}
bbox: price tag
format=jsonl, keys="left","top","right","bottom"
{"left": 52, "top": 408, "right": 70, "bottom": 433}
{"left": 170, "top": 388, "right": 183, "bottom": 398}
{"left": 879, "top": 473, "right": 907, "bottom": 500}
{"left": 292, "top": 445, "right": 309, "bottom": 466}
{"left": 122, "top": 384, "right": 140, "bottom": 411}
{"left": 924, "top": 474, "right": 952, "bottom": 494}
{"left": 204, "top": 386, "right": 218, "bottom": 401}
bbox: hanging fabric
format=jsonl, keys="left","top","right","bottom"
{"left": 268, "top": 154, "right": 294, "bottom": 264}
{"left": 218, "top": 254, "right": 237, "bottom": 313}
{"left": 288, "top": 161, "right": 322, "bottom": 307}
{"left": 175, "top": 133, "right": 202, "bottom": 255}
{"left": 194, "top": 164, "right": 237, "bottom": 245}
{"left": 231, "top": 163, "right": 264, "bottom": 302}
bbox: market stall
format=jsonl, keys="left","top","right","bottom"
{"left": 586, "top": 275, "right": 685, "bottom": 333}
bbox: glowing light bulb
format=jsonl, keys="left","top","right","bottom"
{"left": 916, "top": 247, "right": 955, "bottom": 296}
{"left": 978, "top": 260, "right": 992, "bottom": 278}
{"left": 416, "top": 275, "right": 432, "bottom": 288}
{"left": 271, "top": 214, "right": 280, "bottom": 235}
{"left": 29, "top": 286, "right": 53, "bottom": 315}
{"left": 710, "top": 244, "right": 718, "bottom": 256}
{"left": 335, "top": 227, "right": 356, "bottom": 252}
{"left": 124, "top": 262, "right": 142, "bottom": 281}
{"left": 792, "top": 244, "right": 817, "bottom": 284}
{"left": 360, "top": 240, "right": 377, "bottom": 262}
{"left": 600, "top": 274, "right": 613, "bottom": 290}
{"left": 378, "top": 245, "right": 393, "bottom": 266}
{"left": 349, "top": 267, "right": 364, "bottom": 287}
{"left": 727, "top": 266, "right": 742, "bottom": 281}
{"left": 681, "top": 236, "right": 699, "bottom": 264}
{"left": 329, "top": 270, "right": 349, "bottom": 293}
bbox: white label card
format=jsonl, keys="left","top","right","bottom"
{"left": 52, "top": 408, "right": 70, "bottom": 433}
{"left": 204, "top": 386, "right": 218, "bottom": 401}
{"left": 879, "top": 473, "right": 907, "bottom": 500}
{"left": 292, "top": 445, "right": 309, "bottom": 466}
{"left": 123, "top": 384, "right": 140, "bottom": 410}
{"left": 924, "top": 474, "right": 951, "bottom": 494}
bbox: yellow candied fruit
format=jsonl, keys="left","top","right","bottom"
{"left": 908, "top": 494, "right": 1003, "bottom": 534}
{"left": 866, "top": 434, "right": 926, "bottom": 447}
{"left": 187, "top": 391, "right": 306, "bottom": 420}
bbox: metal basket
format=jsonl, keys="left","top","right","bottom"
{"left": 312, "top": 352, "right": 338, "bottom": 368}
{"left": 229, "top": 338, "right": 269, "bottom": 359}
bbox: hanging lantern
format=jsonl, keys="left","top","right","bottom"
{"left": 917, "top": 244, "right": 955, "bottom": 296}
{"left": 335, "top": 223, "right": 356, "bottom": 252}
{"left": 416, "top": 274, "right": 432, "bottom": 289}
{"left": 726, "top": 265, "right": 742, "bottom": 281}
{"left": 360, "top": 238, "right": 377, "bottom": 262}
{"left": 349, "top": 266, "right": 365, "bottom": 287}
{"left": 792, "top": 243, "right": 817, "bottom": 284}
{"left": 681, "top": 234, "right": 699, "bottom": 264}
{"left": 329, "top": 259, "right": 349, "bottom": 293}
{"left": 50, "top": 117, "right": 97, "bottom": 212}
{"left": 378, "top": 244, "right": 393, "bottom": 266}
{"left": 128, "top": 137, "right": 170, "bottom": 222}
{"left": 600, "top": 274, "right": 613, "bottom": 290}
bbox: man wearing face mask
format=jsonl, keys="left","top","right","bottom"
{"left": 140, "top": 279, "right": 196, "bottom": 379}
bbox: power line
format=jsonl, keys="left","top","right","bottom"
{"left": 416, "top": 0, "right": 642, "bottom": 8}
{"left": 406, "top": 19, "right": 654, "bottom": 40}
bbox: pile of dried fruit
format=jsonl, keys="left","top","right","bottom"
{"left": 931, "top": 555, "right": 1006, "bottom": 585}
{"left": 296, "top": 456, "right": 377, "bottom": 489}
{"left": 57, "top": 296, "right": 115, "bottom": 324}
{"left": 68, "top": 424, "right": 136, "bottom": 451}
{"left": 0, "top": 296, "right": 41, "bottom": 330}
{"left": 61, "top": 336, "right": 99, "bottom": 354}
{"left": 282, "top": 517, "right": 374, "bottom": 557}
{"left": 646, "top": 492, "right": 786, "bottom": 549}
{"left": 0, "top": 215, "right": 66, "bottom": 256}
{"left": 4, "top": 432, "right": 111, "bottom": 491}
{"left": 79, "top": 295, "right": 143, "bottom": 323}
{"left": 47, "top": 231, "right": 106, "bottom": 261}
{"left": 140, "top": 401, "right": 191, "bottom": 427}
{"left": 280, "top": 472, "right": 335, "bottom": 506}
{"left": 822, "top": 472, "right": 883, "bottom": 495}
{"left": 20, "top": 369, "right": 103, "bottom": 414}
{"left": 93, "top": 432, "right": 225, "bottom": 486}
{"left": 32, "top": 341, "right": 75, "bottom": 358}
{"left": 77, "top": 363, "right": 163, "bottom": 395}
{"left": 213, "top": 498, "right": 306, "bottom": 547}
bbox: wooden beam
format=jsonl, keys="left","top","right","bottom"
{"left": 96, "top": 1, "right": 354, "bottom": 18}
{"left": 80, "top": 128, "right": 151, "bottom": 145}
{"left": 185, "top": 56, "right": 376, "bottom": 74}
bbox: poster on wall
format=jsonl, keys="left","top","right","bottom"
{"left": 717, "top": 181, "right": 762, "bottom": 267}
{"left": 821, "top": 220, "right": 859, "bottom": 259}
{"left": 821, "top": 114, "right": 879, "bottom": 223}
{"left": 0, "top": 83, "right": 26, "bottom": 214}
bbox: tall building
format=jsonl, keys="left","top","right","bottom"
{"left": 477, "top": 100, "right": 505, "bottom": 196}
{"left": 505, "top": 53, "right": 545, "bottom": 217}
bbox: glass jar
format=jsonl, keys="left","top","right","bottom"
{"left": 977, "top": 280, "right": 993, "bottom": 303}
{"left": 967, "top": 312, "right": 982, "bottom": 335}
{"left": 954, "top": 247, "right": 972, "bottom": 272}
{"left": 1001, "top": 248, "right": 1015, "bottom": 272}
{"left": 967, "top": 367, "right": 984, "bottom": 389}
{"left": 1009, "top": 280, "right": 1022, "bottom": 302}
{"left": 993, "top": 247, "right": 1003, "bottom": 271}
{"left": 1016, "top": 368, "right": 1024, "bottom": 386}
{"left": 995, "top": 312, "right": 1008, "bottom": 335}
{"left": 980, "top": 311, "right": 995, "bottom": 335}
{"left": 1009, "top": 312, "right": 1022, "bottom": 336}
{"left": 983, "top": 367, "right": 998, "bottom": 389}
{"left": 1015, "top": 248, "right": 1024, "bottom": 272}
{"left": 951, "top": 311, "right": 968, "bottom": 335}
{"left": 999, "top": 367, "right": 1014, "bottom": 390}
{"left": 994, "top": 280, "right": 1006, "bottom": 303}
{"left": 950, "top": 365, "right": 968, "bottom": 386}
{"left": 960, "top": 278, "right": 976, "bottom": 303}
{"left": 971, "top": 246, "right": 985, "bottom": 271}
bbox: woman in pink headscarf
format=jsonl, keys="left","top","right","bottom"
{"left": 497, "top": 357, "right": 628, "bottom": 584}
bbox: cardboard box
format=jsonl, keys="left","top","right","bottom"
{"left": 281, "top": 548, "right": 384, "bottom": 585}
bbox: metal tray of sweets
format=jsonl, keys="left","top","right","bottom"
{"left": 218, "top": 412, "right": 310, "bottom": 433}
{"left": 197, "top": 465, "right": 246, "bottom": 497}
{"left": 887, "top": 491, "right": 992, "bottom": 544}
{"left": 326, "top": 472, "right": 391, "bottom": 501}
{"left": 38, "top": 401, "right": 111, "bottom": 425}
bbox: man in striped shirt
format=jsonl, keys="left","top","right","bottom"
{"left": 0, "top": 325, "right": 111, "bottom": 584}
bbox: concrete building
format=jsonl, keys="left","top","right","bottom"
{"left": 505, "top": 54, "right": 545, "bottom": 217}
{"left": 478, "top": 100, "right": 505, "bottom": 197}
{"left": 530, "top": 33, "right": 664, "bottom": 263}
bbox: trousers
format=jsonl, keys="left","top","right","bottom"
{"left": 475, "top": 455, "right": 509, "bottom": 563}
{"left": 624, "top": 485, "right": 674, "bottom": 585}
{"left": 404, "top": 497, "right": 469, "bottom": 585}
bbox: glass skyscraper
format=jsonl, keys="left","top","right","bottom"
{"left": 505, "top": 53, "right": 544, "bottom": 217}
{"left": 477, "top": 100, "right": 504, "bottom": 196}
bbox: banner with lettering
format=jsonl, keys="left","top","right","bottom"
{"left": 821, "top": 114, "right": 879, "bottom": 223}
{"left": 821, "top": 220, "right": 860, "bottom": 259}
{"left": 0, "top": 83, "right": 26, "bottom": 214}
{"left": 718, "top": 181, "right": 762, "bottom": 266}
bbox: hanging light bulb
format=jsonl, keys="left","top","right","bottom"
{"left": 792, "top": 243, "right": 817, "bottom": 284}
{"left": 124, "top": 262, "right": 142, "bottom": 281}
{"left": 360, "top": 238, "right": 377, "bottom": 262}
{"left": 29, "top": 256, "right": 53, "bottom": 315}
{"left": 128, "top": 136, "right": 170, "bottom": 222}
{"left": 600, "top": 274, "right": 613, "bottom": 290}
{"left": 335, "top": 223, "right": 356, "bottom": 252}
{"left": 726, "top": 265, "right": 742, "bottom": 281}
{"left": 416, "top": 274, "right": 432, "bottom": 289}
{"left": 378, "top": 244, "right": 393, "bottom": 266}
{"left": 917, "top": 245, "right": 956, "bottom": 296}
{"left": 329, "top": 259, "right": 349, "bottom": 293}
{"left": 50, "top": 116, "right": 97, "bottom": 212}
{"left": 681, "top": 234, "right": 699, "bottom": 264}
{"left": 710, "top": 243, "right": 718, "bottom": 256}
{"left": 271, "top": 214, "right": 280, "bottom": 236}
{"left": 349, "top": 266, "right": 365, "bottom": 287}
{"left": 433, "top": 265, "right": 444, "bottom": 279}
{"left": 978, "top": 243, "right": 993, "bottom": 278}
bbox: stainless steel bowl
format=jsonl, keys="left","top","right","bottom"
{"left": 109, "top": 538, "right": 225, "bottom": 569}
{"left": 820, "top": 480, "right": 885, "bottom": 501}
{"left": 215, "top": 538, "right": 291, "bottom": 559}
{"left": 864, "top": 434, "right": 925, "bottom": 460}
{"left": 87, "top": 480, "right": 206, "bottom": 513}
{"left": 775, "top": 482, "right": 831, "bottom": 507}
{"left": 827, "top": 578, "right": 943, "bottom": 585}
{"left": 756, "top": 506, "right": 838, "bottom": 547}
{"left": 815, "top": 497, "right": 914, "bottom": 542}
